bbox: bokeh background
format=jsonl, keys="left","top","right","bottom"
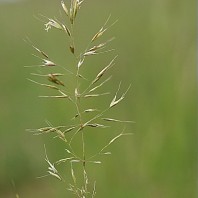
{"left": 0, "top": 0, "right": 197, "bottom": 197}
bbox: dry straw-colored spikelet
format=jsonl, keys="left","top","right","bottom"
{"left": 91, "top": 55, "right": 117, "bottom": 85}
{"left": 110, "top": 82, "right": 131, "bottom": 108}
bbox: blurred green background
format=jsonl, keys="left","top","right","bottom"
{"left": 0, "top": 0, "right": 196, "bottom": 197}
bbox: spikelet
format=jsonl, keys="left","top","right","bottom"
{"left": 91, "top": 15, "right": 117, "bottom": 42}
{"left": 48, "top": 74, "right": 65, "bottom": 86}
{"left": 69, "top": 0, "right": 78, "bottom": 24}
{"left": 91, "top": 56, "right": 117, "bottom": 85}
{"left": 102, "top": 118, "right": 135, "bottom": 123}
{"left": 45, "top": 18, "right": 63, "bottom": 31}
{"left": 110, "top": 83, "right": 131, "bottom": 108}
{"left": 27, "top": 79, "right": 59, "bottom": 90}
{"left": 70, "top": 45, "right": 75, "bottom": 54}
{"left": 84, "top": 92, "right": 110, "bottom": 98}
{"left": 62, "top": 24, "right": 71, "bottom": 36}
{"left": 24, "top": 37, "right": 49, "bottom": 59}
{"left": 89, "top": 76, "right": 112, "bottom": 93}
{"left": 61, "top": 0, "right": 69, "bottom": 16}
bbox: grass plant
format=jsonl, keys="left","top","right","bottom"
{"left": 25, "top": 1, "right": 132, "bottom": 197}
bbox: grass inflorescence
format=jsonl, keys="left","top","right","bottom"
{"left": 25, "top": 0, "right": 132, "bottom": 197}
